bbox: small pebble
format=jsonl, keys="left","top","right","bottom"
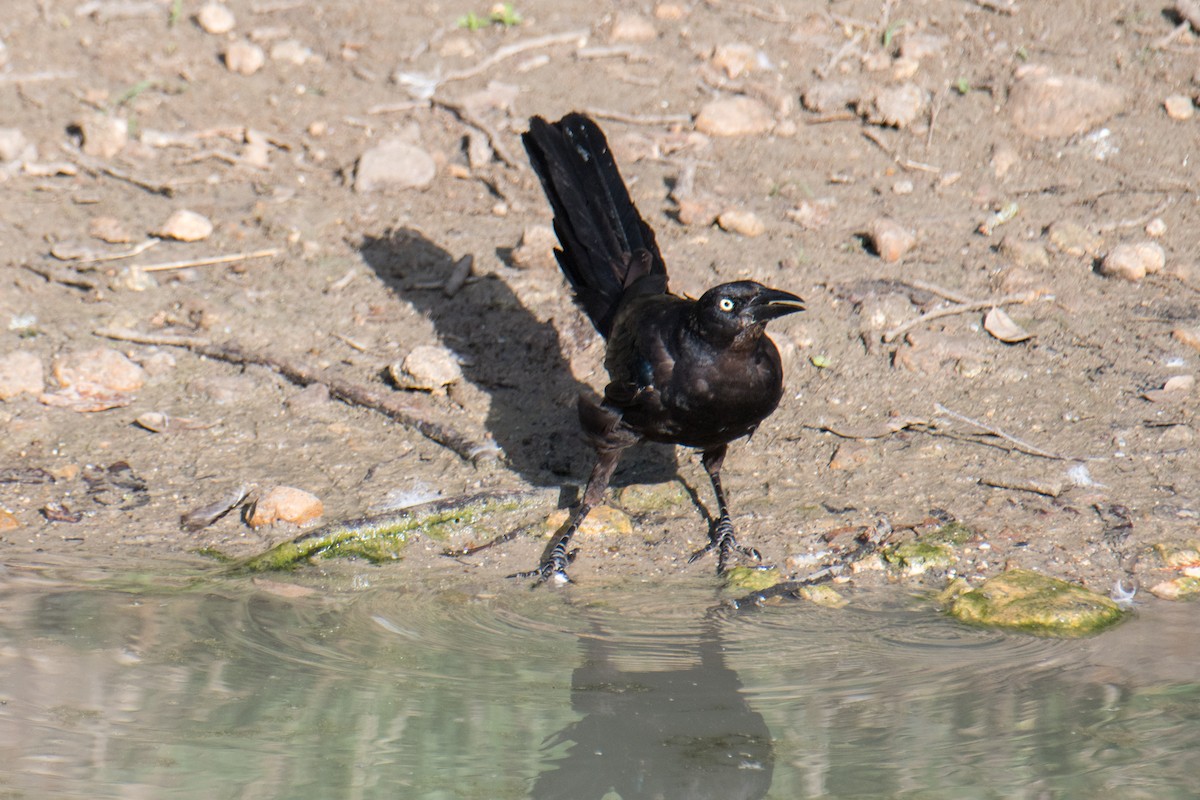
{"left": 867, "top": 217, "right": 916, "bottom": 262}
{"left": 863, "top": 83, "right": 927, "bottom": 128}
{"left": 1047, "top": 220, "right": 1103, "bottom": 258}
{"left": 1007, "top": 67, "right": 1127, "bottom": 139}
{"left": 990, "top": 142, "right": 1021, "bottom": 179}
{"left": 786, "top": 198, "right": 836, "bottom": 230}
{"left": 88, "top": 215, "right": 133, "bottom": 243}
{"left": 248, "top": 486, "right": 324, "bottom": 528}
{"left": 270, "top": 39, "right": 313, "bottom": 65}
{"left": 355, "top": 138, "right": 436, "bottom": 192}
{"left": 674, "top": 194, "right": 720, "bottom": 227}
{"left": 654, "top": 3, "right": 686, "bottom": 20}
{"left": 393, "top": 344, "right": 462, "bottom": 395}
{"left": 694, "top": 96, "right": 774, "bottom": 137}
{"left": 998, "top": 236, "right": 1050, "bottom": 269}
{"left": 1164, "top": 94, "right": 1195, "bottom": 120}
{"left": 544, "top": 505, "right": 633, "bottom": 537}
{"left": 0, "top": 509, "right": 18, "bottom": 532}
{"left": 609, "top": 11, "right": 657, "bottom": 42}
{"left": 53, "top": 348, "right": 145, "bottom": 393}
{"left": 829, "top": 441, "right": 872, "bottom": 471}
{"left": 156, "top": 209, "right": 214, "bottom": 242}
{"left": 711, "top": 42, "right": 759, "bottom": 79}
{"left": 196, "top": 2, "right": 235, "bottom": 34}
{"left": 801, "top": 80, "right": 862, "bottom": 113}
{"left": 892, "top": 179, "right": 914, "bottom": 195}
{"left": 1099, "top": 242, "right": 1165, "bottom": 282}
{"left": 225, "top": 40, "right": 266, "bottom": 75}
{"left": 1172, "top": 326, "right": 1200, "bottom": 353}
{"left": 899, "top": 32, "right": 948, "bottom": 61}
{"left": 510, "top": 224, "right": 558, "bottom": 270}
{"left": 1145, "top": 217, "right": 1167, "bottom": 238}
{"left": 0, "top": 128, "right": 27, "bottom": 163}
{"left": 0, "top": 351, "right": 44, "bottom": 400}
{"left": 80, "top": 113, "right": 128, "bottom": 159}
{"left": 717, "top": 209, "right": 766, "bottom": 237}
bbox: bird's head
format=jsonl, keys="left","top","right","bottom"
{"left": 691, "top": 281, "right": 805, "bottom": 346}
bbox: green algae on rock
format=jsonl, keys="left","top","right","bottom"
{"left": 796, "top": 583, "right": 848, "bottom": 608}
{"left": 883, "top": 540, "right": 956, "bottom": 575}
{"left": 949, "top": 569, "right": 1127, "bottom": 637}
{"left": 231, "top": 491, "right": 535, "bottom": 572}
{"left": 723, "top": 566, "right": 782, "bottom": 592}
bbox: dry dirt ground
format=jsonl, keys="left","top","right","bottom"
{"left": 2, "top": 0, "right": 1199, "bottom": 600}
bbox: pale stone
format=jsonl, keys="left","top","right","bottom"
{"left": 53, "top": 348, "right": 145, "bottom": 393}
{"left": 156, "top": 209, "right": 214, "bottom": 241}
{"left": 225, "top": 40, "right": 266, "bottom": 75}
{"left": 354, "top": 138, "right": 436, "bottom": 192}
{"left": 0, "top": 351, "right": 44, "bottom": 400}
{"left": 248, "top": 486, "right": 324, "bottom": 527}
{"left": 694, "top": 96, "right": 773, "bottom": 136}
{"left": 196, "top": 2, "right": 235, "bottom": 34}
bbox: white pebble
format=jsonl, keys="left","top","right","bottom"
{"left": 354, "top": 138, "right": 436, "bottom": 192}
{"left": 717, "top": 209, "right": 766, "bottom": 237}
{"left": 694, "top": 96, "right": 774, "bottom": 137}
{"left": 1164, "top": 94, "right": 1195, "bottom": 121}
{"left": 196, "top": 2, "right": 235, "bottom": 34}
{"left": 868, "top": 217, "right": 916, "bottom": 262}
{"left": 225, "top": 40, "right": 265, "bottom": 75}
{"left": 156, "top": 209, "right": 214, "bottom": 242}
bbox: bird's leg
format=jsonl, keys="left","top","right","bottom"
{"left": 688, "top": 445, "right": 762, "bottom": 574}
{"left": 510, "top": 446, "right": 624, "bottom": 586}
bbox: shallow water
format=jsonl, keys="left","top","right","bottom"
{"left": 1, "top": 560, "right": 1197, "bottom": 799}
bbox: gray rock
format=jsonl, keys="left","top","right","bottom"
{"left": 1008, "top": 66, "right": 1127, "bottom": 139}
{"left": 355, "top": 138, "right": 436, "bottom": 192}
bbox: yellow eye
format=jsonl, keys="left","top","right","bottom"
{"left": 718, "top": 297, "right": 735, "bottom": 312}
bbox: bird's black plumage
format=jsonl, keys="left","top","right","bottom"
{"left": 519, "top": 112, "right": 804, "bottom": 584}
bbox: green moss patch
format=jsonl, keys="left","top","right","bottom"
{"left": 949, "top": 569, "right": 1127, "bottom": 637}
{"left": 228, "top": 491, "right": 532, "bottom": 572}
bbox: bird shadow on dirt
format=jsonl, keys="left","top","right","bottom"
{"left": 358, "top": 227, "right": 677, "bottom": 496}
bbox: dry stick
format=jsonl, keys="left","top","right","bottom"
{"left": 62, "top": 146, "right": 177, "bottom": 196}
{"left": 65, "top": 237, "right": 160, "bottom": 265}
{"left": 0, "top": 70, "right": 78, "bottom": 84}
{"left": 439, "top": 29, "right": 590, "bottom": 85}
{"left": 933, "top": 403, "right": 1068, "bottom": 460}
{"left": 583, "top": 107, "right": 693, "bottom": 127}
{"left": 1096, "top": 195, "right": 1173, "bottom": 233}
{"left": 882, "top": 291, "right": 1040, "bottom": 343}
{"left": 22, "top": 262, "right": 99, "bottom": 290}
{"left": 137, "top": 247, "right": 281, "bottom": 273}
{"left": 902, "top": 278, "right": 973, "bottom": 305}
{"left": 95, "top": 328, "right": 493, "bottom": 463}
{"left": 430, "top": 96, "right": 521, "bottom": 169}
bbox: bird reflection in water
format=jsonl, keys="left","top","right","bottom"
{"left": 530, "top": 620, "right": 773, "bottom": 800}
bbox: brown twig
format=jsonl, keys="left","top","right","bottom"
{"left": 934, "top": 403, "right": 1068, "bottom": 460}
{"left": 62, "top": 145, "right": 178, "bottom": 196}
{"left": 94, "top": 327, "right": 495, "bottom": 463}
{"left": 440, "top": 29, "right": 590, "bottom": 84}
{"left": 882, "top": 291, "right": 1041, "bottom": 343}
{"left": 430, "top": 95, "right": 521, "bottom": 169}
{"left": 22, "top": 262, "right": 100, "bottom": 290}
{"left": 582, "top": 108, "right": 693, "bottom": 127}
{"left": 138, "top": 248, "right": 281, "bottom": 273}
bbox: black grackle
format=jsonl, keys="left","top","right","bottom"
{"left": 517, "top": 113, "right": 804, "bottom": 584}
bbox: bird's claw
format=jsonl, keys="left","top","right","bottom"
{"left": 507, "top": 548, "right": 578, "bottom": 587}
{"left": 689, "top": 519, "right": 761, "bottom": 574}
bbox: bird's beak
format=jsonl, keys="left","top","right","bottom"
{"left": 749, "top": 287, "right": 805, "bottom": 321}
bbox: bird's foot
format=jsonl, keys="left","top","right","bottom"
{"left": 507, "top": 548, "right": 578, "bottom": 587}
{"left": 688, "top": 518, "right": 761, "bottom": 574}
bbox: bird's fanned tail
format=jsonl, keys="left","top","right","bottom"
{"left": 522, "top": 113, "right": 668, "bottom": 338}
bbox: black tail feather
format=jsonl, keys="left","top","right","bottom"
{"left": 522, "top": 113, "right": 668, "bottom": 338}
